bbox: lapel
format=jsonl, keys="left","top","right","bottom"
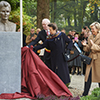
{"left": 89, "top": 32, "right": 100, "bottom": 43}
{"left": 93, "top": 32, "right": 100, "bottom": 43}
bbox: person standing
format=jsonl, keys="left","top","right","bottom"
{"left": 34, "top": 23, "right": 73, "bottom": 84}
{"left": 81, "top": 22, "right": 100, "bottom": 96}
{"left": 28, "top": 18, "right": 51, "bottom": 68}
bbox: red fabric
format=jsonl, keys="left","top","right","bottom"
{"left": 0, "top": 46, "right": 72, "bottom": 99}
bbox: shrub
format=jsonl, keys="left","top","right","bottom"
{"left": 80, "top": 88, "right": 100, "bottom": 100}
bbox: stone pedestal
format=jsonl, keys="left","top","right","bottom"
{"left": 0, "top": 32, "right": 21, "bottom": 94}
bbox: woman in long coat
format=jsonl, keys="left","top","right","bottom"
{"left": 68, "top": 33, "right": 82, "bottom": 75}
{"left": 34, "top": 23, "right": 73, "bottom": 84}
{"left": 82, "top": 22, "right": 100, "bottom": 96}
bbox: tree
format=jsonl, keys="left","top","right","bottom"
{"left": 37, "top": 0, "right": 50, "bottom": 29}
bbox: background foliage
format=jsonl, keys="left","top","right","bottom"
{"left": 1, "top": 0, "right": 100, "bottom": 34}
{"left": 23, "top": 0, "right": 100, "bottom": 35}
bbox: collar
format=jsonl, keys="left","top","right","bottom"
{"left": 89, "top": 32, "right": 100, "bottom": 43}
{"left": 47, "top": 31, "right": 61, "bottom": 40}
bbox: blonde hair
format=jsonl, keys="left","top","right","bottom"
{"left": 37, "top": 28, "right": 41, "bottom": 32}
{"left": 90, "top": 22, "right": 100, "bottom": 32}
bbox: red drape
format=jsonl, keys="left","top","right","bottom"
{"left": 0, "top": 46, "right": 72, "bottom": 99}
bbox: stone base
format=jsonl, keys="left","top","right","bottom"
{"left": 0, "top": 32, "right": 21, "bottom": 94}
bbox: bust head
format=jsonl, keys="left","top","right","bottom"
{"left": 0, "top": 1, "right": 16, "bottom": 32}
{"left": 0, "top": 1, "right": 11, "bottom": 21}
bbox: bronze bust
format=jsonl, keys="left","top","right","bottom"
{"left": 0, "top": 1, "right": 16, "bottom": 32}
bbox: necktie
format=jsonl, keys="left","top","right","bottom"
{"left": 47, "top": 30, "right": 49, "bottom": 35}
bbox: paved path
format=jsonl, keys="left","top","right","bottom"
{"left": 69, "top": 74, "right": 99, "bottom": 97}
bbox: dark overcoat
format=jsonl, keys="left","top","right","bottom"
{"left": 28, "top": 29, "right": 51, "bottom": 68}
{"left": 68, "top": 40, "right": 82, "bottom": 67}
{"left": 35, "top": 32, "right": 73, "bottom": 84}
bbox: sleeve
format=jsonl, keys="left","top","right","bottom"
{"left": 34, "top": 40, "right": 48, "bottom": 51}
{"left": 83, "top": 36, "right": 91, "bottom": 52}
{"left": 91, "top": 44, "right": 100, "bottom": 52}
{"left": 63, "top": 33, "right": 73, "bottom": 50}
{"left": 28, "top": 33, "right": 41, "bottom": 47}
{"left": 26, "top": 35, "right": 32, "bottom": 45}
{"left": 77, "top": 40, "right": 82, "bottom": 48}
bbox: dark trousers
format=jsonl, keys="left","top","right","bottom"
{"left": 83, "top": 69, "right": 100, "bottom": 96}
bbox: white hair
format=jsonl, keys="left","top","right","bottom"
{"left": 42, "top": 18, "right": 50, "bottom": 24}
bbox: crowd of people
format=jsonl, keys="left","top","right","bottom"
{"left": 23, "top": 18, "right": 100, "bottom": 97}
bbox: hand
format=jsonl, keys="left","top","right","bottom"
{"left": 81, "top": 40, "right": 87, "bottom": 46}
{"left": 31, "top": 37, "right": 35, "bottom": 40}
{"left": 90, "top": 40, "right": 94, "bottom": 45}
{"left": 75, "top": 39, "right": 78, "bottom": 42}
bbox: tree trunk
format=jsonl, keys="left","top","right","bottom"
{"left": 94, "top": 4, "right": 98, "bottom": 20}
{"left": 54, "top": 0, "right": 57, "bottom": 22}
{"left": 74, "top": 9, "right": 77, "bottom": 27}
{"left": 74, "top": 0, "right": 77, "bottom": 27}
{"left": 37, "top": 0, "right": 50, "bottom": 29}
{"left": 67, "top": 16, "right": 71, "bottom": 26}
{"left": 51, "top": 1, "right": 54, "bottom": 22}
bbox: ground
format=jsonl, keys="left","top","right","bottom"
{"left": 69, "top": 74, "right": 99, "bottom": 97}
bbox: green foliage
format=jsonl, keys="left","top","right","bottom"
{"left": 80, "top": 88, "right": 100, "bottom": 100}
{"left": 1, "top": 0, "right": 20, "bottom": 11}
{"left": 23, "top": 13, "right": 37, "bottom": 36}
{"left": 23, "top": 0, "right": 37, "bottom": 17}
{"left": 22, "top": 0, "right": 37, "bottom": 35}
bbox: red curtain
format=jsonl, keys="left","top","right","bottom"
{"left": 0, "top": 46, "right": 72, "bottom": 99}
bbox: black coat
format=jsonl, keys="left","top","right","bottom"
{"left": 68, "top": 40, "right": 82, "bottom": 67}
{"left": 34, "top": 32, "right": 73, "bottom": 84}
{"left": 28, "top": 30, "right": 47, "bottom": 47}
{"left": 28, "top": 29, "right": 51, "bottom": 68}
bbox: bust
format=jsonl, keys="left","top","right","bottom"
{"left": 0, "top": 1, "right": 16, "bottom": 32}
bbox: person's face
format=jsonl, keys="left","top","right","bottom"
{"left": 31, "top": 29, "right": 34, "bottom": 34}
{"left": 49, "top": 27, "right": 56, "bottom": 35}
{"left": 69, "top": 31, "right": 72, "bottom": 35}
{"left": 91, "top": 26, "right": 98, "bottom": 35}
{"left": 72, "top": 31, "right": 75, "bottom": 36}
{"left": 42, "top": 21, "right": 49, "bottom": 30}
{"left": 74, "top": 34, "right": 78, "bottom": 39}
{"left": 0, "top": 6, "right": 10, "bottom": 20}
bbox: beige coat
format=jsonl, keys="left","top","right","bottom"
{"left": 26, "top": 34, "right": 37, "bottom": 45}
{"left": 83, "top": 32, "right": 100, "bottom": 82}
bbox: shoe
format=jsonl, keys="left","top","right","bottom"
{"left": 80, "top": 95, "right": 84, "bottom": 98}
{"left": 72, "top": 71, "right": 75, "bottom": 75}
{"left": 77, "top": 71, "right": 81, "bottom": 75}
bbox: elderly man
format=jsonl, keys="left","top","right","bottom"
{"left": 28, "top": 18, "right": 51, "bottom": 68}
{"left": 0, "top": 1, "right": 16, "bottom": 32}
{"left": 28, "top": 18, "right": 50, "bottom": 47}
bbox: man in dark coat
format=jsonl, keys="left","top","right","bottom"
{"left": 28, "top": 18, "right": 51, "bottom": 68}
